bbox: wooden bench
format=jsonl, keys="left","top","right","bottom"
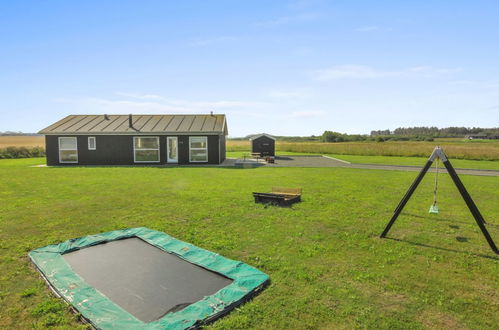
{"left": 253, "top": 187, "right": 302, "bottom": 206}
{"left": 251, "top": 152, "right": 262, "bottom": 160}
{"left": 272, "top": 187, "right": 302, "bottom": 196}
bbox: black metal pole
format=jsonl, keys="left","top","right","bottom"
{"left": 442, "top": 159, "right": 498, "bottom": 254}
{"left": 380, "top": 159, "right": 434, "bottom": 238}
{"left": 392, "top": 159, "right": 434, "bottom": 213}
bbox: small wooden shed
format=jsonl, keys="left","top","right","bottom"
{"left": 249, "top": 133, "right": 276, "bottom": 157}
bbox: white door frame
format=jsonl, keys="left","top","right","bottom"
{"left": 166, "top": 136, "right": 178, "bottom": 163}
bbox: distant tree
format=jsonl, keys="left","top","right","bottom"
{"left": 370, "top": 129, "right": 391, "bottom": 136}
{"left": 387, "top": 126, "right": 498, "bottom": 138}
{"left": 0, "top": 131, "right": 39, "bottom": 136}
{"left": 321, "top": 131, "right": 345, "bottom": 142}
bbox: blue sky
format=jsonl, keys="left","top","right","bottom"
{"left": 1, "top": 0, "right": 498, "bottom": 136}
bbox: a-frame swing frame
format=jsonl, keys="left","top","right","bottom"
{"left": 380, "top": 146, "right": 498, "bottom": 254}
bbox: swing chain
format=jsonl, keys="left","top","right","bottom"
{"left": 432, "top": 158, "right": 439, "bottom": 207}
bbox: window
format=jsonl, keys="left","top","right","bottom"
{"left": 189, "top": 136, "right": 208, "bottom": 162}
{"left": 59, "top": 137, "right": 78, "bottom": 163}
{"left": 134, "top": 137, "right": 159, "bottom": 162}
{"left": 88, "top": 137, "right": 96, "bottom": 150}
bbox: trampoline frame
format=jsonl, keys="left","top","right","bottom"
{"left": 29, "top": 227, "right": 269, "bottom": 329}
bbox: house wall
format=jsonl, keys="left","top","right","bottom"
{"left": 251, "top": 136, "right": 275, "bottom": 156}
{"left": 45, "top": 135, "right": 223, "bottom": 165}
{"left": 219, "top": 135, "right": 226, "bottom": 163}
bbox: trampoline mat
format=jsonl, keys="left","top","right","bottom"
{"left": 63, "top": 237, "right": 233, "bottom": 323}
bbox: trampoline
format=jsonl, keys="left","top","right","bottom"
{"left": 29, "top": 227, "right": 269, "bottom": 329}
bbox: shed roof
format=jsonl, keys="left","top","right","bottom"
{"left": 39, "top": 114, "right": 227, "bottom": 135}
{"left": 249, "top": 133, "right": 276, "bottom": 141}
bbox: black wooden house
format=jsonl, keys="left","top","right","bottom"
{"left": 249, "top": 133, "right": 276, "bottom": 157}
{"left": 39, "top": 114, "right": 228, "bottom": 165}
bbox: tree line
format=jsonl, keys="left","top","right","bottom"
{"left": 229, "top": 126, "right": 499, "bottom": 143}
{"left": 0, "top": 131, "right": 40, "bottom": 136}
{"left": 371, "top": 126, "right": 499, "bottom": 137}
{"left": 321, "top": 126, "right": 498, "bottom": 142}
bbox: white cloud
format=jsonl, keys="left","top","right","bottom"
{"left": 268, "top": 88, "right": 313, "bottom": 99}
{"left": 313, "top": 65, "right": 460, "bottom": 81}
{"left": 53, "top": 94, "right": 268, "bottom": 115}
{"left": 114, "top": 92, "right": 165, "bottom": 100}
{"left": 151, "top": 97, "right": 264, "bottom": 109}
{"left": 407, "top": 66, "right": 461, "bottom": 75}
{"left": 71, "top": 97, "right": 189, "bottom": 114}
{"left": 449, "top": 79, "right": 499, "bottom": 89}
{"left": 314, "top": 65, "right": 398, "bottom": 80}
{"left": 449, "top": 80, "right": 476, "bottom": 86}
{"left": 290, "top": 110, "right": 326, "bottom": 118}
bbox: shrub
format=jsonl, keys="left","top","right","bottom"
{"left": 0, "top": 146, "right": 45, "bottom": 159}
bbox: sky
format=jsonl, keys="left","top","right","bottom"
{"left": 1, "top": 0, "right": 498, "bottom": 136}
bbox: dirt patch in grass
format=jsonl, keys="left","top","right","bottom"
{"left": 418, "top": 310, "right": 465, "bottom": 329}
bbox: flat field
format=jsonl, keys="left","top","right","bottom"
{"left": 0, "top": 136, "right": 44, "bottom": 148}
{"left": 228, "top": 139, "right": 499, "bottom": 161}
{"left": 0, "top": 158, "right": 498, "bottom": 329}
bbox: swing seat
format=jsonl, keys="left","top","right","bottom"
{"left": 429, "top": 204, "right": 439, "bottom": 214}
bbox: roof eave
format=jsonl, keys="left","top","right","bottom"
{"left": 40, "top": 131, "right": 225, "bottom": 136}
{"left": 249, "top": 133, "right": 276, "bottom": 141}
{"left": 222, "top": 117, "right": 228, "bottom": 136}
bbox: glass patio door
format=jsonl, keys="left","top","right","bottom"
{"left": 167, "top": 137, "right": 178, "bottom": 163}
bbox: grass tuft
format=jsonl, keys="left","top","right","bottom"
{"left": 20, "top": 288, "right": 37, "bottom": 298}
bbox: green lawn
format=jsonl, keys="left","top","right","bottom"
{"left": 0, "top": 158, "right": 498, "bottom": 329}
{"left": 327, "top": 154, "right": 499, "bottom": 171}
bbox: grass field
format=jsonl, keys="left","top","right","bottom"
{"left": 0, "top": 158, "right": 498, "bottom": 329}
{"left": 227, "top": 151, "right": 499, "bottom": 170}
{"left": 0, "top": 136, "right": 44, "bottom": 148}
{"left": 228, "top": 140, "right": 499, "bottom": 161}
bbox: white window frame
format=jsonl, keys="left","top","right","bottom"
{"left": 189, "top": 136, "right": 208, "bottom": 163}
{"left": 88, "top": 137, "right": 96, "bottom": 150}
{"left": 58, "top": 137, "right": 78, "bottom": 164}
{"left": 133, "top": 136, "right": 160, "bottom": 163}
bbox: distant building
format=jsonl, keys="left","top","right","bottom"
{"left": 249, "top": 133, "right": 276, "bottom": 156}
{"left": 465, "top": 134, "right": 499, "bottom": 140}
{"left": 39, "top": 114, "right": 228, "bottom": 165}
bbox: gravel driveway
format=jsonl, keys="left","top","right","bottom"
{"left": 234, "top": 155, "right": 499, "bottom": 177}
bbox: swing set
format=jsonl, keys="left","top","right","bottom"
{"left": 380, "top": 146, "right": 498, "bottom": 254}
{"left": 429, "top": 157, "right": 440, "bottom": 214}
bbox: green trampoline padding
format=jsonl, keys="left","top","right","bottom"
{"left": 29, "top": 227, "right": 269, "bottom": 329}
